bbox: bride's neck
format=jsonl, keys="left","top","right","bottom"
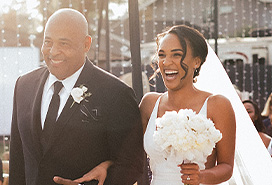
{"left": 167, "top": 85, "right": 199, "bottom": 107}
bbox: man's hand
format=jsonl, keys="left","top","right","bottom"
{"left": 53, "top": 177, "right": 80, "bottom": 185}
{"left": 53, "top": 161, "right": 113, "bottom": 185}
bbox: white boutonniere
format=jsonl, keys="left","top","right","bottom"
{"left": 70, "top": 85, "right": 92, "bottom": 108}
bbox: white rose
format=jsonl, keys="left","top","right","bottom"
{"left": 71, "top": 87, "right": 84, "bottom": 103}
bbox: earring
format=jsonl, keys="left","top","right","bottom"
{"left": 193, "top": 77, "right": 197, "bottom": 83}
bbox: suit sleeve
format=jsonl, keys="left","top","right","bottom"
{"left": 9, "top": 78, "right": 26, "bottom": 185}
{"left": 103, "top": 87, "right": 144, "bottom": 185}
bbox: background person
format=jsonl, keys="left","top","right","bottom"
{"left": 243, "top": 100, "right": 272, "bottom": 150}
{"left": 261, "top": 93, "right": 272, "bottom": 137}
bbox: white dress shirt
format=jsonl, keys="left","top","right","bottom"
{"left": 41, "top": 64, "right": 84, "bottom": 129}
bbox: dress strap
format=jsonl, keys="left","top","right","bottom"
{"left": 153, "top": 95, "right": 162, "bottom": 113}
{"left": 198, "top": 96, "right": 211, "bottom": 117}
{"left": 147, "top": 95, "right": 163, "bottom": 131}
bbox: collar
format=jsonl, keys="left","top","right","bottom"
{"left": 45, "top": 63, "right": 85, "bottom": 94}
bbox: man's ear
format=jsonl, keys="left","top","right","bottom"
{"left": 84, "top": 35, "right": 92, "bottom": 52}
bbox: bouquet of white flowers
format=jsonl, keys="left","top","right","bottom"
{"left": 153, "top": 109, "right": 222, "bottom": 170}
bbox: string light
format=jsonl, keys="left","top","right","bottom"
{"left": 218, "top": 0, "right": 223, "bottom": 37}
{"left": 93, "top": 0, "right": 99, "bottom": 66}
{"left": 141, "top": 6, "right": 146, "bottom": 44}
{"left": 263, "top": 2, "right": 268, "bottom": 35}
{"left": 140, "top": 5, "right": 149, "bottom": 92}
{"left": 181, "top": 0, "right": 185, "bottom": 24}
{"left": 250, "top": 59, "right": 254, "bottom": 101}
{"left": 43, "top": 1, "right": 49, "bottom": 24}
{"left": 15, "top": 5, "right": 21, "bottom": 47}
{"left": 232, "top": 0, "right": 237, "bottom": 37}
{"left": 162, "top": 0, "right": 167, "bottom": 27}
{"left": 109, "top": 12, "right": 113, "bottom": 73}
{"left": 241, "top": 0, "right": 246, "bottom": 37}
{"left": 207, "top": 0, "right": 213, "bottom": 39}
{"left": 249, "top": 0, "right": 253, "bottom": 37}
{"left": 152, "top": 1, "right": 158, "bottom": 92}
{"left": 172, "top": 0, "right": 177, "bottom": 25}
{"left": 81, "top": 0, "right": 87, "bottom": 16}
{"left": 57, "top": 0, "right": 61, "bottom": 9}
{"left": 264, "top": 62, "right": 268, "bottom": 103}
{"left": 256, "top": 62, "right": 261, "bottom": 107}
{"left": 69, "top": 0, "right": 72, "bottom": 8}
{"left": 15, "top": 1, "right": 21, "bottom": 81}
{"left": 269, "top": 3, "right": 272, "bottom": 28}
{"left": 233, "top": 60, "right": 238, "bottom": 87}
{"left": 152, "top": 2, "right": 157, "bottom": 39}
{"left": 0, "top": 10, "right": 6, "bottom": 114}
{"left": 242, "top": 59, "right": 246, "bottom": 96}
{"left": 199, "top": 0, "right": 205, "bottom": 35}
{"left": 225, "top": 61, "right": 230, "bottom": 84}
{"left": 1, "top": 12, "right": 5, "bottom": 47}
{"left": 191, "top": 0, "right": 195, "bottom": 27}
{"left": 255, "top": 1, "right": 260, "bottom": 37}
{"left": 224, "top": 0, "right": 230, "bottom": 38}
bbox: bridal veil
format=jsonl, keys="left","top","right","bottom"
{"left": 195, "top": 44, "right": 272, "bottom": 184}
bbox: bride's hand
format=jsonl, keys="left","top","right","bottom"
{"left": 179, "top": 163, "right": 201, "bottom": 185}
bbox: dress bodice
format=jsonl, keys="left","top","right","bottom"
{"left": 144, "top": 95, "right": 209, "bottom": 185}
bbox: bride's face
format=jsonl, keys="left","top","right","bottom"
{"left": 157, "top": 33, "right": 197, "bottom": 90}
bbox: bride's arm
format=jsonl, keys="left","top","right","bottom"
{"left": 180, "top": 95, "right": 236, "bottom": 185}
{"left": 200, "top": 95, "right": 236, "bottom": 184}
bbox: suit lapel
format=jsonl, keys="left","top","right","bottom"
{"left": 30, "top": 68, "right": 49, "bottom": 160}
{"left": 43, "top": 60, "right": 95, "bottom": 154}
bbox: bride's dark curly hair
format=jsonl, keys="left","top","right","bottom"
{"left": 151, "top": 25, "right": 208, "bottom": 82}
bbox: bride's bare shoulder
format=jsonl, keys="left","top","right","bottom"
{"left": 140, "top": 92, "right": 162, "bottom": 110}
{"left": 208, "top": 94, "right": 232, "bottom": 108}
{"left": 207, "top": 94, "right": 235, "bottom": 124}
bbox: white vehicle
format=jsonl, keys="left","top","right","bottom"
{"left": 208, "top": 37, "right": 272, "bottom": 65}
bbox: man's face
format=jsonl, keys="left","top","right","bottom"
{"left": 41, "top": 20, "right": 88, "bottom": 80}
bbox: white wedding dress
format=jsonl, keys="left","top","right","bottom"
{"left": 143, "top": 44, "right": 272, "bottom": 185}
{"left": 144, "top": 95, "right": 210, "bottom": 184}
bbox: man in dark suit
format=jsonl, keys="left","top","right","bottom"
{"left": 9, "top": 8, "right": 144, "bottom": 185}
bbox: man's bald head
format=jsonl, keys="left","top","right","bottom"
{"left": 45, "top": 8, "right": 89, "bottom": 38}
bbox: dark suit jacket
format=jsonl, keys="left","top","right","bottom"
{"left": 9, "top": 59, "right": 144, "bottom": 185}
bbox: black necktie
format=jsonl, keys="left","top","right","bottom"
{"left": 41, "top": 81, "right": 63, "bottom": 151}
